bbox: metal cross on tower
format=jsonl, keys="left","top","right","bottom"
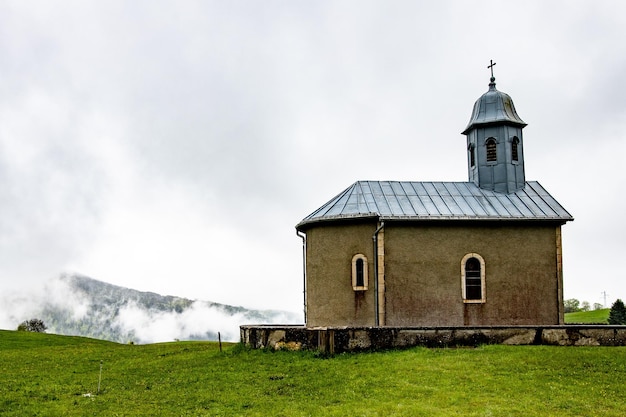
{"left": 488, "top": 60, "right": 496, "bottom": 79}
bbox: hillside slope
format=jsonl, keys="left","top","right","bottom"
{"left": 1, "top": 330, "right": 625, "bottom": 416}
{"left": 5, "top": 274, "right": 301, "bottom": 343}
{"left": 564, "top": 308, "right": 609, "bottom": 324}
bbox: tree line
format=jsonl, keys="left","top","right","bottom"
{"left": 563, "top": 298, "right": 604, "bottom": 313}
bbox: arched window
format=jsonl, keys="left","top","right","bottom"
{"left": 352, "top": 254, "right": 368, "bottom": 291}
{"left": 461, "top": 253, "right": 486, "bottom": 303}
{"left": 468, "top": 143, "right": 475, "bottom": 167}
{"left": 486, "top": 138, "right": 497, "bottom": 162}
{"left": 511, "top": 136, "right": 519, "bottom": 162}
{"left": 356, "top": 258, "right": 365, "bottom": 287}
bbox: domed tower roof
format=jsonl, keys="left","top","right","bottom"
{"left": 461, "top": 76, "right": 527, "bottom": 135}
{"left": 462, "top": 62, "right": 529, "bottom": 194}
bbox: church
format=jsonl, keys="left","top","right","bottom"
{"left": 295, "top": 69, "right": 573, "bottom": 328}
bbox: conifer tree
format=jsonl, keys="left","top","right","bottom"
{"left": 608, "top": 299, "right": 626, "bottom": 325}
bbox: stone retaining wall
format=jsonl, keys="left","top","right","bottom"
{"left": 240, "top": 325, "right": 626, "bottom": 353}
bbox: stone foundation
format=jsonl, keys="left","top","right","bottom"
{"left": 240, "top": 325, "right": 626, "bottom": 353}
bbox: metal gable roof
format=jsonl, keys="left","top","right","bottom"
{"left": 296, "top": 181, "right": 573, "bottom": 230}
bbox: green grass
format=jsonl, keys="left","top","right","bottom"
{"left": 565, "top": 308, "right": 610, "bottom": 324}
{"left": 1, "top": 330, "right": 626, "bottom": 416}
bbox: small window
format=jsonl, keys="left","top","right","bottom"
{"left": 352, "top": 254, "right": 368, "bottom": 291}
{"left": 356, "top": 258, "right": 364, "bottom": 287}
{"left": 461, "top": 253, "right": 485, "bottom": 303}
{"left": 468, "top": 143, "right": 475, "bottom": 167}
{"left": 486, "top": 138, "right": 497, "bottom": 162}
{"left": 511, "top": 136, "right": 519, "bottom": 162}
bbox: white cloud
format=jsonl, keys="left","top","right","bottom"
{"left": 0, "top": 275, "right": 91, "bottom": 330}
{"left": 114, "top": 300, "right": 253, "bottom": 343}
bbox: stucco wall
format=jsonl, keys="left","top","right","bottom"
{"left": 305, "top": 221, "right": 377, "bottom": 327}
{"left": 384, "top": 223, "right": 561, "bottom": 326}
{"left": 304, "top": 220, "right": 563, "bottom": 327}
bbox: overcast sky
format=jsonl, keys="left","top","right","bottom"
{"left": 0, "top": 1, "right": 624, "bottom": 318}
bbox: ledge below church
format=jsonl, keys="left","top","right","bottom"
{"left": 240, "top": 325, "right": 626, "bottom": 353}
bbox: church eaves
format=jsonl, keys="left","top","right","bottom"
{"left": 295, "top": 180, "right": 573, "bottom": 230}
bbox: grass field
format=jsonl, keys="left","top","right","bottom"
{"left": 1, "top": 330, "right": 625, "bottom": 416}
{"left": 564, "top": 308, "right": 610, "bottom": 324}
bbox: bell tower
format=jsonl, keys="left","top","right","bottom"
{"left": 462, "top": 61, "right": 527, "bottom": 193}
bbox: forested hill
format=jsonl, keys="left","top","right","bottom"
{"left": 33, "top": 274, "right": 300, "bottom": 343}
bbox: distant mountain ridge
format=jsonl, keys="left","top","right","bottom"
{"left": 36, "top": 274, "right": 300, "bottom": 343}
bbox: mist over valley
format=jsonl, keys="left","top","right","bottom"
{"left": 0, "top": 274, "right": 301, "bottom": 343}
